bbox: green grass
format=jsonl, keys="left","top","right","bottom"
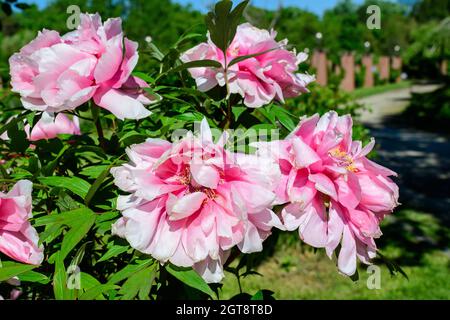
{"left": 219, "top": 209, "right": 450, "bottom": 300}
{"left": 351, "top": 81, "right": 412, "bottom": 99}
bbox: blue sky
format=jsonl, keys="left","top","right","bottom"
{"left": 25, "top": 0, "right": 370, "bottom": 16}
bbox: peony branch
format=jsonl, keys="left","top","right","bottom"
{"left": 90, "top": 103, "right": 107, "bottom": 151}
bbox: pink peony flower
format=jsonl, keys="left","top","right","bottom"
{"left": 0, "top": 180, "right": 44, "bottom": 265}
{"left": 28, "top": 112, "right": 81, "bottom": 141}
{"left": 181, "top": 23, "right": 314, "bottom": 108}
{"left": 255, "top": 111, "right": 399, "bottom": 275}
{"left": 0, "top": 113, "right": 80, "bottom": 142}
{"left": 9, "top": 13, "right": 159, "bottom": 120}
{"left": 111, "top": 118, "right": 282, "bottom": 282}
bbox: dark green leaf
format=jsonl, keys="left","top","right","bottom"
{"left": 84, "top": 160, "right": 118, "bottom": 206}
{"left": 0, "top": 112, "right": 30, "bottom": 136}
{"left": 166, "top": 264, "right": 214, "bottom": 297}
{"left": 14, "top": 2, "right": 30, "bottom": 10}
{"left": 1, "top": 2, "right": 12, "bottom": 16}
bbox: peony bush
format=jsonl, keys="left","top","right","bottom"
{"left": 0, "top": 0, "right": 399, "bottom": 300}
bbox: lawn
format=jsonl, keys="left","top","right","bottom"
{"left": 219, "top": 209, "right": 450, "bottom": 300}
{"left": 351, "top": 81, "right": 412, "bottom": 99}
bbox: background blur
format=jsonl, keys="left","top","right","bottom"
{"left": 1, "top": 0, "right": 449, "bottom": 299}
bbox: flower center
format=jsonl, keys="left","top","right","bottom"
{"left": 177, "top": 167, "right": 217, "bottom": 200}
{"left": 178, "top": 167, "right": 191, "bottom": 185}
{"left": 329, "top": 148, "right": 358, "bottom": 172}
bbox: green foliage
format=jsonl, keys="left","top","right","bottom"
{"left": 402, "top": 80, "right": 450, "bottom": 133}
{"left": 205, "top": 0, "right": 249, "bottom": 55}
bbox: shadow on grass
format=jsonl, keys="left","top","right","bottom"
{"left": 376, "top": 209, "right": 450, "bottom": 267}
{"left": 242, "top": 208, "right": 449, "bottom": 276}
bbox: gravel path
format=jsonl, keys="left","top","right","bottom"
{"left": 357, "top": 84, "right": 450, "bottom": 221}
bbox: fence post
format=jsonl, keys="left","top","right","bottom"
{"left": 340, "top": 52, "right": 355, "bottom": 92}
{"left": 362, "top": 54, "right": 374, "bottom": 88}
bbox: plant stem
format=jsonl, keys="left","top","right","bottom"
{"left": 90, "top": 104, "right": 107, "bottom": 151}
{"left": 222, "top": 54, "right": 234, "bottom": 129}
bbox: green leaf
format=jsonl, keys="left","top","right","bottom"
{"left": 132, "top": 72, "right": 155, "bottom": 84}
{"left": 232, "top": 106, "right": 247, "bottom": 121}
{"left": 39, "top": 176, "right": 91, "bottom": 199}
{"left": 273, "top": 106, "right": 296, "bottom": 131}
{"left": 41, "top": 144, "right": 70, "bottom": 176}
{"left": 170, "top": 59, "right": 222, "bottom": 74}
{"left": 7, "top": 120, "right": 29, "bottom": 153}
{"left": 145, "top": 42, "right": 165, "bottom": 61}
{"left": 251, "top": 290, "right": 263, "bottom": 300}
{"left": 78, "top": 284, "right": 117, "bottom": 300}
{"left": 174, "top": 112, "right": 205, "bottom": 122}
{"left": 118, "top": 265, "right": 156, "bottom": 300}
{"left": 79, "top": 165, "right": 110, "bottom": 179}
{"left": 166, "top": 264, "right": 214, "bottom": 297}
{"left": 97, "top": 245, "right": 129, "bottom": 263}
{"left": 0, "top": 112, "right": 30, "bottom": 136}
{"left": 0, "top": 261, "right": 36, "bottom": 282}
{"left": 174, "top": 33, "right": 203, "bottom": 48}
{"left": 107, "top": 259, "right": 154, "bottom": 285}
{"left": 250, "top": 289, "right": 275, "bottom": 300}
{"left": 34, "top": 207, "right": 93, "bottom": 227}
{"left": 205, "top": 0, "right": 249, "bottom": 54}
{"left": 80, "top": 272, "right": 102, "bottom": 291}
{"left": 53, "top": 252, "right": 75, "bottom": 300}
{"left": 18, "top": 271, "right": 50, "bottom": 284}
{"left": 84, "top": 160, "right": 118, "bottom": 206}
{"left": 257, "top": 106, "right": 277, "bottom": 125}
{"left": 60, "top": 213, "right": 96, "bottom": 260}
{"left": 118, "top": 131, "right": 147, "bottom": 146}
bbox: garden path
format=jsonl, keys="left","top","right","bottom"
{"left": 358, "top": 84, "right": 450, "bottom": 222}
